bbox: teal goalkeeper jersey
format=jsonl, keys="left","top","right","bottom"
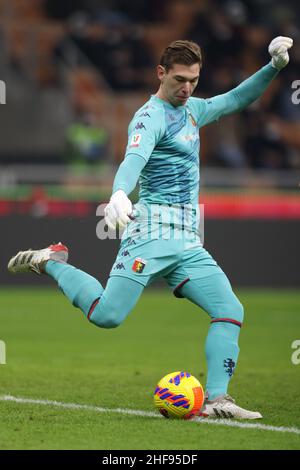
{"left": 126, "top": 95, "right": 202, "bottom": 206}
{"left": 114, "top": 62, "right": 279, "bottom": 211}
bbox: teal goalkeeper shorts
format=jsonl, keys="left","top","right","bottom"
{"left": 109, "top": 214, "right": 224, "bottom": 296}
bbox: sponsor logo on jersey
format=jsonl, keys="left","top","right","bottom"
{"left": 138, "top": 112, "right": 150, "bottom": 118}
{"left": 181, "top": 132, "right": 199, "bottom": 143}
{"left": 132, "top": 257, "right": 146, "bottom": 273}
{"left": 129, "top": 133, "right": 141, "bottom": 148}
{"left": 135, "top": 122, "right": 146, "bottom": 131}
{"left": 189, "top": 112, "right": 197, "bottom": 126}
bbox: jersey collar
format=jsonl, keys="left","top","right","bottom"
{"left": 150, "top": 95, "right": 186, "bottom": 110}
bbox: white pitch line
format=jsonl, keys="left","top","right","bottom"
{"left": 1, "top": 395, "right": 300, "bottom": 436}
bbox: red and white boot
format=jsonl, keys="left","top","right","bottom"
{"left": 8, "top": 242, "right": 69, "bottom": 275}
{"left": 199, "top": 393, "right": 262, "bottom": 420}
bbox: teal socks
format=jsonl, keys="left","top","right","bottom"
{"left": 205, "top": 322, "right": 240, "bottom": 400}
{"left": 45, "top": 260, "right": 104, "bottom": 317}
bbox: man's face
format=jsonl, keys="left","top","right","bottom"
{"left": 157, "top": 62, "right": 200, "bottom": 107}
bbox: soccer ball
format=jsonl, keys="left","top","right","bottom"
{"left": 154, "top": 371, "right": 204, "bottom": 420}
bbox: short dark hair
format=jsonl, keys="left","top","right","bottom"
{"left": 159, "top": 40, "right": 202, "bottom": 72}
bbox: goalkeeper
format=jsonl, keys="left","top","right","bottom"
{"left": 8, "top": 36, "right": 293, "bottom": 419}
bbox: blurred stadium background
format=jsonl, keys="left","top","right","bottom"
{"left": 0, "top": 0, "right": 299, "bottom": 287}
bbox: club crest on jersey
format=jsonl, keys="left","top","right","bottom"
{"left": 132, "top": 257, "right": 146, "bottom": 273}
{"left": 189, "top": 113, "right": 197, "bottom": 127}
{"left": 129, "top": 133, "right": 141, "bottom": 148}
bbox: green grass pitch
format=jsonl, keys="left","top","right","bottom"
{"left": 0, "top": 287, "right": 299, "bottom": 450}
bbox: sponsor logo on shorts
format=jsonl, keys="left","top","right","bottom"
{"left": 114, "top": 262, "right": 125, "bottom": 271}
{"left": 121, "top": 250, "right": 130, "bottom": 257}
{"left": 132, "top": 258, "right": 146, "bottom": 273}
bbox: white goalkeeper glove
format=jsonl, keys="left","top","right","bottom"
{"left": 104, "top": 189, "right": 133, "bottom": 230}
{"left": 268, "top": 36, "right": 293, "bottom": 70}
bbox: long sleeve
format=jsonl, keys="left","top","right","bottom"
{"left": 112, "top": 154, "right": 146, "bottom": 196}
{"left": 196, "top": 62, "right": 279, "bottom": 127}
{"left": 112, "top": 99, "right": 165, "bottom": 196}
